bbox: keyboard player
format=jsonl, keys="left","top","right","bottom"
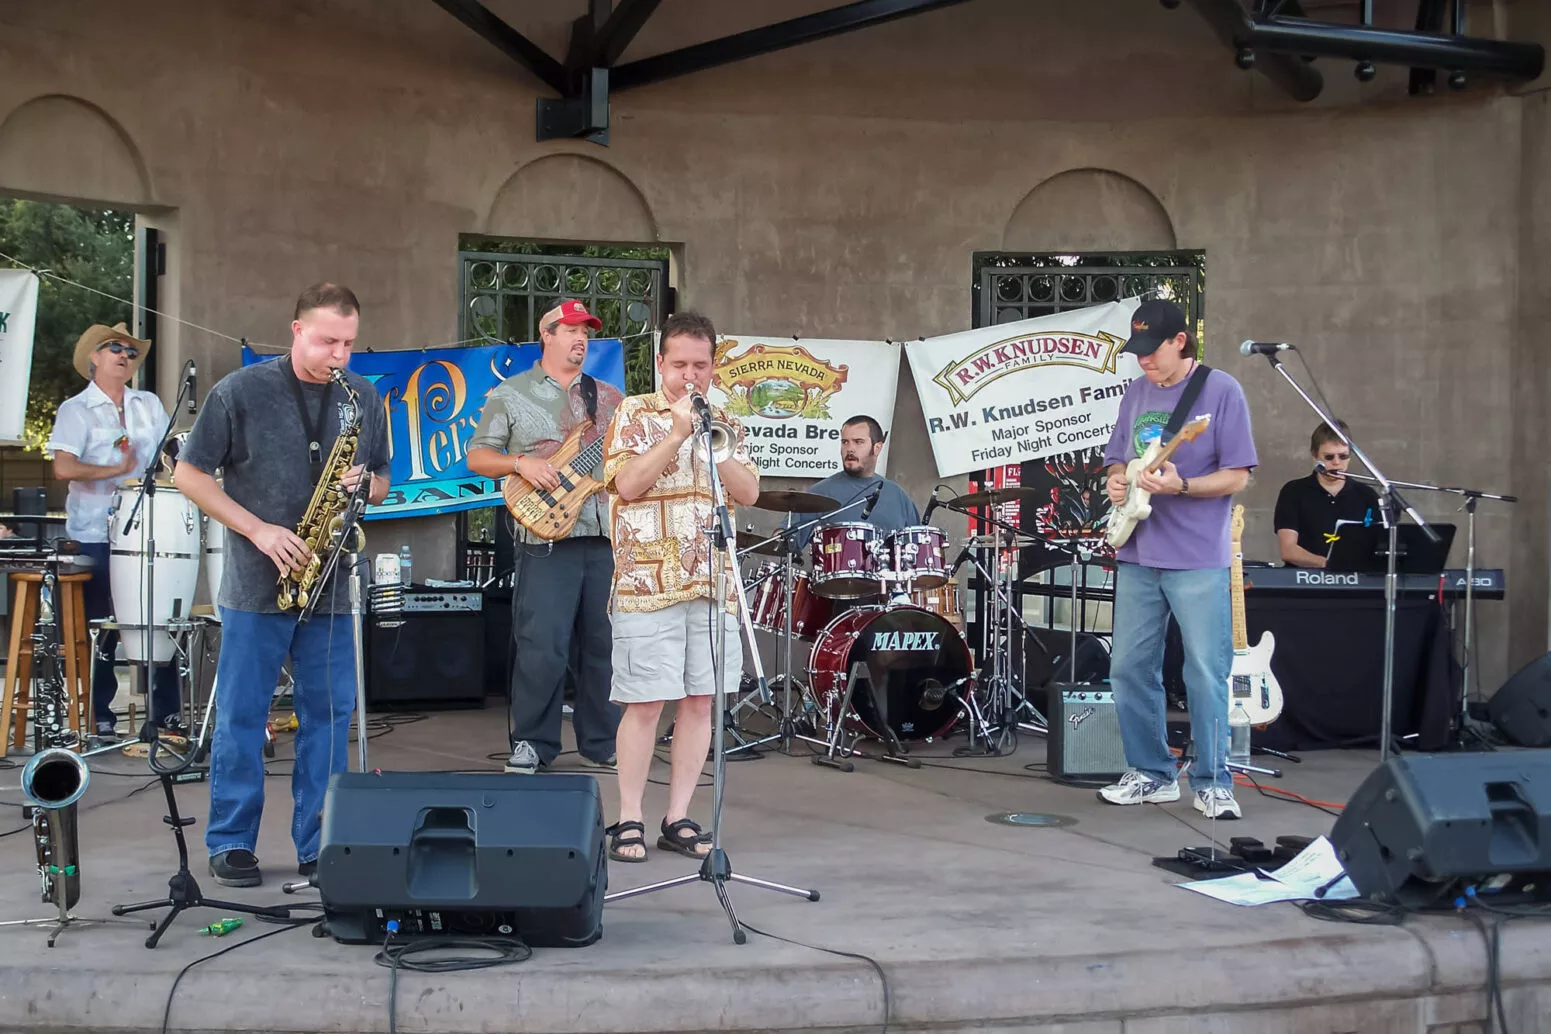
{"left": 1273, "top": 421, "right": 1379, "bottom": 569}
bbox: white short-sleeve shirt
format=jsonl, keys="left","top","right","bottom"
{"left": 46, "top": 381, "right": 171, "bottom": 542}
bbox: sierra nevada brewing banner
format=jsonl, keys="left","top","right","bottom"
{"left": 242, "top": 339, "right": 624, "bottom": 519}
{"left": 904, "top": 300, "right": 1142, "bottom": 478}
{"left": 0, "top": 269, "right": 39, "bottom": 443}
{"left": 707, "top": 335, "right": 900, "bottom": 477}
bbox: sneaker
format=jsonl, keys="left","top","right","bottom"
{"left": 1193, "top": 786, "right": 1243, "bottom": 820}
{"left": 578, "top": 753, "right": 616, "bottom": 770}
{"left": 159, "top": 715, "right": 189, "bottom": 738}
{"left": 503, "top": 741, "right": 540, "bottom": 774}
{"left": 94, "top": 721, "right": 118, "bottom": 743}
{"left": 209, "top": 849, "right": 262, "bottom": 888}
{"left": 1098, "top": 769, "right": 1181, "bottom": 806}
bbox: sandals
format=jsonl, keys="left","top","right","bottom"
{"left": 606, "top": 821, "right": 647, "bottom": 864}
{"left": 657, "top": 817, "right": 711, "bottom": 859}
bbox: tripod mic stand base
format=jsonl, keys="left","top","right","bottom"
{"left": 112, "top": 871, "right": 292, "bottom": 949}
{"left": 0, "top": 912, "right": 153, "bottom": 948}
{"left": 604, "top": 847, "right": 819, "bottom": 945}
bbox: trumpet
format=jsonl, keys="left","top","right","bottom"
{"left": 684, "top": 383, "right": 737, "bottom": 464}
{"left": 21, "top": 748, "right": 88, "bottom": 910}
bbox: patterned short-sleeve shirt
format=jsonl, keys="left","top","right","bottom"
{"left": 603, "top": 391, "right": 759, "bottom": 614}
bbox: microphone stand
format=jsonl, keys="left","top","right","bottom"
{"left": 118, "top": 361, "right": 197, "bottom": 746}
{"left": 605, "top": 393, "right": 818, "bottom": 944}
{"left": 1257, "top": 354, "right": 1440, "bottom": 761}
{"left": 1325, "top": 466, "right": 1515, "bottom": 746}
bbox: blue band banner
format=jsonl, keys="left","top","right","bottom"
{"left": 242, "top": 340, "right": 626, "bottom": 519}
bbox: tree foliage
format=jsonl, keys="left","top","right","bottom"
{"left": 0, "top": 199, "right": 134, "bottom": 450}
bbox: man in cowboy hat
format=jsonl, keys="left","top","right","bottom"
{"left": 45, "top": 322, "right": 184, "bottom": 742}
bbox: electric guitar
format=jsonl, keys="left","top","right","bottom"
{"left": 1228, "top": 504, "right": 1283, "bottom": 724}
{"left": 503, "top": 422, "right": 606, "bottom": 541}
{"left": 1103, "top": 415, "right": 1212, "bottom": 549}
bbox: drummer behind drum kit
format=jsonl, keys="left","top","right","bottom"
{"left": 733, "top": 484, "right": 1051, "bottom": 766}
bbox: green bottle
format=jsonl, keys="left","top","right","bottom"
{"left": 199, "top": 918, "right": 243, "bottom": 936}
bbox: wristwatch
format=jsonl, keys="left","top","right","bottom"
{"left": 1179, "top": 477, "right": 1190, "bottom": 496}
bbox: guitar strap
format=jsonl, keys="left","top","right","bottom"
{"left": 1164, "top": 363, "right": 1212, "bottom": 438}
{"left": 579, "top": 373, "right": 598, "bottom": 426}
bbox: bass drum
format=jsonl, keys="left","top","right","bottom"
{"left": 810, "top": 606, "right": 971, "bottom": 742}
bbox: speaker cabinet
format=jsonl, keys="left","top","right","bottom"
{"left": 318, "top": 771, "right": 606, "bottom": 947}
{"left": 1048, "top": 684, "right": 1127, "bottom": 781}
{"left": 1488, "top": 653, "right": 1551, "bottom": 748}
{"left": 366, "top": 610, "right": 485, "bottom": 709}
{"left": 1330, "top": 753, "right": 1551, "bottom": 907}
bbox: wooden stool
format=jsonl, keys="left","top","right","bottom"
{"left": 0, "top": 572, "right": 93, "bottom": 756}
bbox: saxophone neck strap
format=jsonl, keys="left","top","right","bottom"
{"left": 283, "top": 356, "right": 336, "bottom": 474}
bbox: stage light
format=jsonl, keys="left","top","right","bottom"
{"left": 1354, "top": 61, "right": 1377, "bottom": 82}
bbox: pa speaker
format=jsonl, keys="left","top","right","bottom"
{"left": 1488, "top": 653, "right": 1551, "bottom": 748}
{"left": 1047, "top": 684, "right": 1127, "bottom": 782}
{"left": 1330, "top": 752, "right": 1551, "bottom": 907}
{"left": 317, "top": 771, "right": 606, "bottom": 947}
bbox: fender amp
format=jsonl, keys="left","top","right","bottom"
{"left": 1047, "top": 683, "right": 1127, "bottom": 782}
{"left": 317, "top": 771, "right": 606, "bottom": 947}
{"left": 1330, "top": 752, "right": 1551, "bottom": 907}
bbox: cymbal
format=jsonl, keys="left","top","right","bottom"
{"left": 950, "top": 487, "right": 1042, "bottom": 509}
{"left": 736, "top": 530, "right": 789, "bottom": 557}
{"left": 752, "top": 490, "right": 834, "bottom": 514}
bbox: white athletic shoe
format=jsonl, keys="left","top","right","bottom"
{"left": 1098, "top": 769, "right": 1181, "bottom": 805}
{"left": 504, "top": 741, "right": 540, "bottom": 774}
{"left": 1193, "top": 786, "right": 1243, "bottom": 819}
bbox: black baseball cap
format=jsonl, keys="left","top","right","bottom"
{"left": 1121, "top": 299, "right": 1188, "bottom": 356}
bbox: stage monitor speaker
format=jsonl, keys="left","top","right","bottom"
{"left": 1487, "top": 653, "right": 1551, "bottom": 748}
{"left": 1329, "top": 752, "right": 1551, "bottom": 907}
{"left": 366, "top": 609, "right": 485, "bottom": 709}
{"left": 1047, "top": 684, "right": 1127, "bottom": 782}
{"left": 317, "top": 771, "right": 606, "bottom": 947}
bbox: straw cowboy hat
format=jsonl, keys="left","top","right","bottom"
{"left": 73, "top": 323, "right": 151, "bottom": 380}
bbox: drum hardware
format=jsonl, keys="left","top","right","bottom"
{"left": 606, "top": 384, "right": 818, "bottom": 944}
{"left": 813, "top": 662, "right": 919, "bottom": 770}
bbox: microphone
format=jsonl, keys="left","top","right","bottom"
{"left": 1240, "top": 340, "right": 1294, "bottom": 356}
{"left": 1315, "top": 461, "right": 1346, "bottom": 479}
{"left": 185, "top": 361, "right": 198, "bottom": 413}
{"left": 922, "top": 486, "right": 940, "bottom": 524}
{"left": 860, "top": 481, "right": 884, "bottom": 520}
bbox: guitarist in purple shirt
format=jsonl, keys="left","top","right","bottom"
{"left": 1098, "top": 300, "right": 1258, "bottom": 819}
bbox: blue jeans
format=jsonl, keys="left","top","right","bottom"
{"left": 206, "top": 607, "right": 356, "bottom": 864}
{"left": 78, "top": 541, "right": 181, "bottom": 726}
{"left": 1110, "top": 563, "right": 1231, "bottom": 790}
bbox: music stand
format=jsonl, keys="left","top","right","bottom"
{"left": 1326, "top": 523, "right": 1456, "bottom": 575}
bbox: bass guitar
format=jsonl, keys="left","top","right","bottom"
{"left": 1104, "top": 415, "right": 1211, "bottom": 549}
{"left": 1228, "top": 504, "right": 1283, "bottom": 724}
{"left": 503, "top": 422, "right": 606, "bottom": 541}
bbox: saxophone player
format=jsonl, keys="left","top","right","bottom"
{"left": 174, "top": 283, "right": 390, "bottom": 888}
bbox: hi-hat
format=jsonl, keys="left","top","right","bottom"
{"left": 950, "top": 487, "right": 1043, "bottom": 509}
{"left": 752, "top": 490, "right": 834, "bottom": 513}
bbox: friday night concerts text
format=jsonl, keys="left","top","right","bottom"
{"left": 743, "top": 422, "right": 841, "bottom": 474}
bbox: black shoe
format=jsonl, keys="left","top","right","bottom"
{"left": 160, "top": 715, "right": 189, "bottom": 738}
{"left": 209, "top": 849, "right": 261, "bottom": 888}
{"left": 297, "top": 860, "right": 317, "bottom": 878}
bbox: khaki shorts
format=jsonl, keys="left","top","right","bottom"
{"left": 610, "top": 600, "right": 743, "bottom": 704}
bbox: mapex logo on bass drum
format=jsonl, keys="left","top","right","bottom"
{"left": 869, "top": 630, "right": 941, "bottom": 652}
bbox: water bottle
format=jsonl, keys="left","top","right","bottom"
{"left": 1228, "top": 701, "right": 1251, "bottom": 765}
{"left": 399, "top": 544, "right": 413, "bottom": 588}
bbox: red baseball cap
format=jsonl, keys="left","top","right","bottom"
{"left": 543, "top": 299, "right": 603, "bottom": 331}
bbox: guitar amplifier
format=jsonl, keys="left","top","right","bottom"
{"left": 366, "top": 605, "right": 486, "bottom": 710}
{"left": 1047, "top": 683, "right": 1127, "bottom": 782}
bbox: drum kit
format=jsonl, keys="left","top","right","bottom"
{"left": 731, "top": 483, "right": 1059, "bottom": 765}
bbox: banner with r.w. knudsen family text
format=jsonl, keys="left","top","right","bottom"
{"left": 242, "top": 339, "right": 624, "bottom": 519}
{"left": 903, "top": 300, "right": 1143, "bottom": 478}
{"left": 706, "top": 335, "right": 900, "bottom": 477}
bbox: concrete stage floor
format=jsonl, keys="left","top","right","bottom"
{"left": 0, "top": 705, "right": 1545, "bottom": 1034}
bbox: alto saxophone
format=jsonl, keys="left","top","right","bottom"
{"left": 277, "top": 368, "right": 367, "bottom": 611}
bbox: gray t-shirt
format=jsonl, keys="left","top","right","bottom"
{"left": 180, "top": 357, "right": 390, "bottom": 614}
{"left": 791, "top": 472, "right": 921, "bottom": 551}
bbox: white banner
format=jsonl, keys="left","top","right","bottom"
{"left": 904, "top": 299, "right": 1143, "bottom": 477}
{"left": 709, "top": 335, "right": 900, "bottom": 477}
{"left": 0, "top": 270, "right": 39, "bottom": 443}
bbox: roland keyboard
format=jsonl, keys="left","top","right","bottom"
{"left": 1241, "top": 566, "right": 1505, "bottom": 600}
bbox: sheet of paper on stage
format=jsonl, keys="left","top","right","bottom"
{"left": 1179, "top": 836, "right": 1358, "bottom": 906}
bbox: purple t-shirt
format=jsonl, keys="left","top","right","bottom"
{"left": 1102, "top": 367, "right": 1257, "bottom": 570}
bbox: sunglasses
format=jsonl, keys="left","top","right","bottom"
{"left": 98, "top": 342, "right": 140, "bottom": 359}
{"left": 1319, "top": 451, "right": 1350, "bottom": 462}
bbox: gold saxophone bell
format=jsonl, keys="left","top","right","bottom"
{"left": 21, "top": 748, "right": 88, "bottom": 909}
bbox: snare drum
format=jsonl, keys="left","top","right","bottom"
{"left": 907, "top": 582, "right": 963, "bottom": 627}
{"left": 810, "top": 522, "right": 879, "bottom": 599}
{"left": 882, "top": 525, "right": 947, "bottom": 588}
{"left": 748, "top": 566, "right": 834, "bottom": 638}
{"left": 108, "top": 483, "right": 202, "bottom": 664}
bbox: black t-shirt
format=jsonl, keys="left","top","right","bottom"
{"left": 1272, "top": 473, "right": 1380, "bottom": 562}
{"left": 180, "top": 357, "right": 390, "bottom": 614}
